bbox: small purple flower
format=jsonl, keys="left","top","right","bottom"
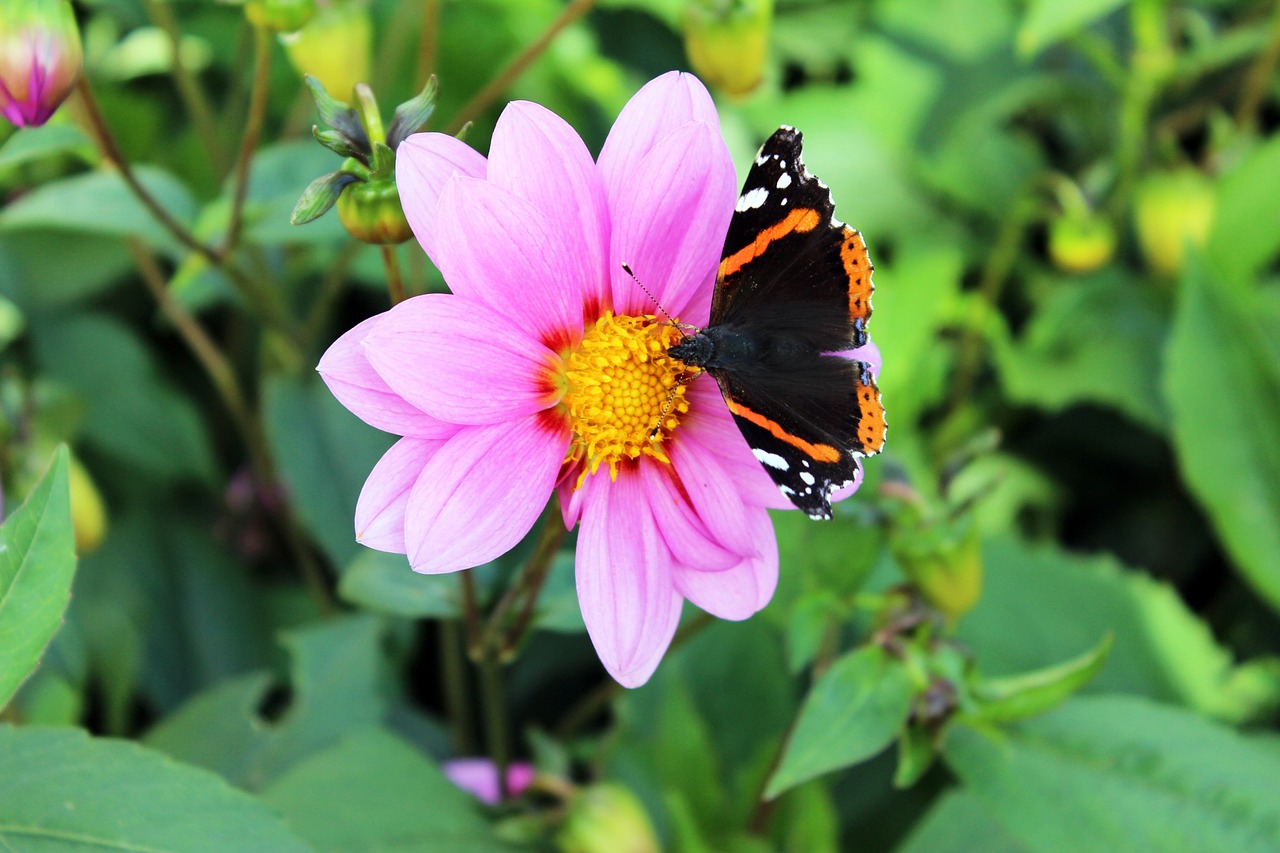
{"left": 0, "top": 0, "right": 83, "bottom": 128}
{"left": 319, "top": 72, "right": 872, "bottom": 687}
{"left": 443, "top": 758, "right": 535, "bottom": 805}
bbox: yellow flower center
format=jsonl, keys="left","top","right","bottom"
{"left": 560, "top": 312, "right": 690, "bottom": 484}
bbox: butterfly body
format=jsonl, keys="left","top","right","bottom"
{"left": 670, "top": 126, "right": 886, "bottom": 520}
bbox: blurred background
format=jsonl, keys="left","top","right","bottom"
{"left": 1, "top": 1, "right": 1279, "bottom": 851}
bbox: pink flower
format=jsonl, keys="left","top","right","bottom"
{"left": 443, "top": 758, "right": 535, "bottom": 805}
{"left": 319, "top": 72, "right": 869, "bottom": 687}
{"left": 0, "top": 0, "right": 83, "bottom": 128}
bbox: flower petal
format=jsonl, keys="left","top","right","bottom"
{"left": 355, "top": 436, "right": 452, "bottom": 553}
{"left": 486, "top": 101, "right": 610, "bottom": 316}
{"left": 433, "top": 176, "right": 586, "bottom": 350}
{"left": 640, "top": 462, "right": 740, "bottom": 570}
{"left": 682, "top": 378, "right": 793, "bottom": 510}
{"left": 607, "top": 120, "right": 737, "bottom": 318}
{"left": 318, "top": 314, "right": 458, "bottom": 438}
{"left": 597, "top": 71, "right": 721, "bottom": 215}
{"left": 396, "top": 132, "right": 487, "bottom": 261}
{"left": 362, "top": 293, "right": 561, "bottom": 425}
{"left": 576, "top": 467, "right": 684, "bottom": 688}
{"left": 674, "top": 506, "right": 778, "bottom": 620}
{"left": 667, "top": 437, "right": 761, "bottom": 563}
{"left": 403, "top": 414, "right": 568, "bottom": 573}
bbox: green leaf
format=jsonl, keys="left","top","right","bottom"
{"left": 895, "top": 789, "right": 1029, "bottom": 853}
{"left": 1208, "top": 134, "right": 1280, "bottom": 282}
{"left": 1016, "top": 0, "right": 1128, "bottom": 57}
{"left": 313, "top": 126, "right": 363, "bottom": 160}
{"left": 766, "top": 645, "right": 914, "bottom": 798}
{"left": 972, "top": 633, "right": 1113, "bottom": 724}
{"left": 994, "top": 272, "right": 1168, "bottom": 430}
{"left": 291, "top": 170, "right": 360, "bottom": 225}
{"left": 263, "top": 375, "right": 395, "bottom": 566}
{"left": 370, "top": 141, "right": 396, "bottom": 181}
{"left": 0, "top": 231, "right": 134, "bottom": 312}
{"left": 263, "top": 727, "right": 509, "bottom": 853}
{"left": 146, "top": 615, "right": 386, "bottom": 790}
{"left": 230, "top": 142, "right": 351, "bottom": 246}
{"left": 32, "top": 315, "right": 216, "bottom": 484}
{"left": 893, "top": 724, "right": 937, "bottom": 790}
{"left": 304, "top": 75, "right": 370, "bottom": 159}
{"left": 339, "top": 550, "right": 455, "bottom": 617}
{"left": 387, "top": 75, "right": 439, "bottom": 150}
{"left": 0, "top": 123, "right": 94, "bottom": 173}
{"left": 0, "top": 447, "right": 74, "bottom": 711}
{"left": 0, "top": 166, "right": 197, "bottom": 256}
{"left": 944, "top": 695, "right": 1280, "bottom": 853}
{"left": 1164, "top": 253, "right": 1280, "bottom": 612}
{"left": 957, "top": 537, "right": 1280, "bottom": 723}
{"left": 0, "top": 726, "right": 310, "bottom": 852}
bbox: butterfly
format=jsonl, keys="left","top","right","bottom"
{"left": 668, "top": 126, "right": 886, "bottom": 520}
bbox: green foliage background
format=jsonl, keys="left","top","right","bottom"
{"left": 2, "top": 0, "right": 1280, "bottom": 850}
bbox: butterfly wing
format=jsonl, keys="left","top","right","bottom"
{"left": 705, "top": 125, "right": 884, "bottom": 518}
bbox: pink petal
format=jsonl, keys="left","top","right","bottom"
{"left": 443, "top": 759, "right": 536, "bottom": 805}
{"left": 640, "top": 462, "right": 740, "bottom": 571}
{"left": 557, "top": 464, "right": 586, "bottom": 529}
{"left": 674, "top": 506, "right": 778, "bottom": 620}
{"left": 396, "top": 132, "right": 487, "bottom": 262}
{"left": 486, "top": 102, "right": 611, "bottom": 317}
{"left": 404, "top": 415, "right": 568, "bottom": 574}
{"left": 830, "top": 464, "right": 865, "bottom": 505}
{"left": 607, "top": 121, "right": 736, "bottom": 319}
{"left": 597, "top": 71, "right": 722, "bottom": 216}
{"left": 681, "top": 379, "right": 793, "bottom": 510}
{"left": 575, "top": 467, "right": 684, "bottom": 688}
{"left": 355, "top": 436, "right": 451, "bottom": 553}
{"left": 432, "top": 176, "right": 586, "bottom": 350}
{"left": 667, "top": 437, "right": 761, "bottom": 564}
{"left": 318, "top": 315, "right": 458, "bottom": 439}
{"left": 362, "top": 294, "right": 561, "bottom": 425}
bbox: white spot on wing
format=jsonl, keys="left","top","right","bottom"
{"left": 800, "top": 471, "right": 815, "bottom": 486}
{"left": 777, "top": 172, "right": 792, "bottom": 189}
{"left": 753, "top": 448, "right": 789, "bottom": 470}
{"left": 736, "top": 187, "right": 769, "bottom": 211}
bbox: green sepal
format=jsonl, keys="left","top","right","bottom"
{"left": 291, "top": 170, "right": 361, "bottom": 225}
{"left": 386, "top": 75, "right": 438, "bottom": 149}
{"left": 893, "top": 724, "right": 937, "bottom": 789}
{"left": 312, "top": 126, "right": 366, "bottom": 165}
{"left": 369, "top": 142, "right": 395, "bottom": 181}
{"left": 970, "top": 633, "right": 1113, "bottom": 724}
{"left": 303, "top": 76, "right": 369, "bottom": 155}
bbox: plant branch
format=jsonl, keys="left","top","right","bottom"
{"left": 443, "top": 0, "right": 596, "bottom": 134}
{"left": 381, "top": 245, "right": 407, "bottom": 306}
{"left": 1236, "top": 0, "right": 1280, "bottom": 128}
{"left": 222, "top": 25, "right": 274, "bottom": 257}
{"left": 144, "top": 0, "right": 227, "bottom": 173}
{"left": 418, "top": 0, "right": 441, "bottom": 88}
{"left": 478, "top": 649, "right": 511, "bottom": 799}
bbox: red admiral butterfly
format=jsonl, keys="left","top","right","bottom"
{"left": 669, "top": 126, "right": 886, "bottom": 520}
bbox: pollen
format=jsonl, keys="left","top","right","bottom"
{"left": 560, "top": 312, "right": 690, "bottom": 484}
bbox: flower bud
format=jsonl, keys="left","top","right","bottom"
{"left": 245, "top": 0, "right": 315, "bottom": 33}
{"left": 892, "top": 516, "right": 982, "bottom": 620}
{"left": 556, "top": 783, "right": 661, "bottom": 853}
{"left": 682, "top": 0, "right": 773, "bottom": 98}
{"left": 1133, "top": 168, "right": 1215, "bottom": 278}
{"left": 0, "top": 0, "right": 83, "bottom": 128}
{"left": 68, "top": 452, "right": 107, "bottom": 555}
{"left": 1048, "top": 211, "right": 1116, "bottom": 274}
{"left": 281, "top": 0, "right": 372, "bottom": 101}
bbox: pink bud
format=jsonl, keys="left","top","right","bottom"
{"left": 0, "top": 0, "right": 83, "bottom": 128}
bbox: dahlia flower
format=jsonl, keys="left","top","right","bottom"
{"left": 319, "top": 72, "right": 873, "bottom": 686}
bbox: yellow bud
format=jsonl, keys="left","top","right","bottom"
{"left": 556, "top": 783, "right": 661, "bottom": 853}
{"left": 336, "top": 178, "right": 413, "bottom": 245}
{"left": 281, "top": 1, "right": 372, "bottom": 100}
{"left": 892, "top": 518, "right": 982, "bottom": 620}
{"left": 1048, "top": 211, "right": 1116, "bottom": 274}
{"left": 682, "top": 0, "right": 773, "bottom": 98}
{"left": 245, "top": 0, "right": 315, "bottom": 33}
{"left": 1133, "top": 168, "right": 1216, "bottom": 278}
{"left": 68, "top": 453, "right": 107, "bottom": 555}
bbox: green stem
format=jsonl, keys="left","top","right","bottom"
{"left": 1236, "top": 0, "right": 1280, "bottom": 128}
{"left": 75, "top": 75, "right": 304, "bottom": 353}
{"left": 483, "top": 500, "right": 565, "bottom": 658}
{"left": 418, "top": 0, "right": 441, "bottom": 87}
{"left": 444, "top": 0, "right": 597, "bottom": 134}
{"left": 222, "top": 25, "right": 274, "bottom": 257}
{"left": 440, "top": 619, "right": 477, "bottom": 755}
{"left": 477, "top": 650, "right": 511, "bottom": 800}
{"left": 459, "top": 572, "right": 483, "bottom": 656}
{"left": 381, "top": 245, "right": 407, "bottom": 306}
{"left": 144, "top": 0, "right": 226, "bottom": 174}
{"left": 126, "top": 240, "right": 336, "bottom": 615}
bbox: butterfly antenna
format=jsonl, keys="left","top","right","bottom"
{"left": 649, "top": 369, "right": 690, "bottom": 440}
{"left": 622, "top": 262, "right": 688, "bottom": 336}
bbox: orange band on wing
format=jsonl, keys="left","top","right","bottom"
{"left": 841, "top": 227, "right": 873, "bottom": 323}
{"left": 719, "top": 207, "right": 822, "bottom": 279}
{"left": 726, "top": 399, "right": 842, "bottom": 463}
